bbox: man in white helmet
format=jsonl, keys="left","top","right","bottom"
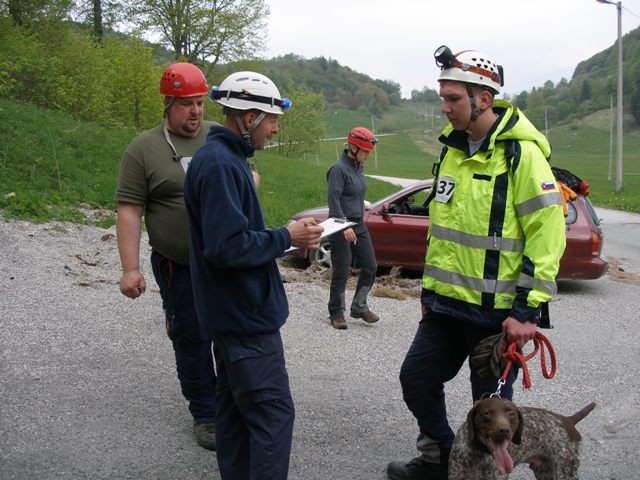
{"left": 184, "top": 71, "right": 323, "bottom": 479}
{"left": 387, "top": 47, "right": 566, "bottom": 479}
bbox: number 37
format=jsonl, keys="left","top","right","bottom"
{"left": 434, "top": 177, "right": 455, "bottom": 203}
{"left": 437, "top": 179, "right": 454, "bottom": 195}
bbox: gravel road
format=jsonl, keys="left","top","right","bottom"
{"left": 1, "top": 216, "right": 638, "bottom": 480}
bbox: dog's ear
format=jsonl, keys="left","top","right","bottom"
{"left": 466, "top": 402, "right": 479, "bottom": 443}
{"left": 512, "top": 406, "right": 524, "bottom": 444}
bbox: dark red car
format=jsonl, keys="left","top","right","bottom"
{"left": 287, "top": 180, "right": 608, "bottom": 280}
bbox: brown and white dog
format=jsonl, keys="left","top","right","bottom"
{"left": 449, "top": 396, "right": 596, "bottom": 479}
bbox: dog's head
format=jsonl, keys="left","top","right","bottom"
{"left": 466, "top": 396, "right": 524, "bottom": 474}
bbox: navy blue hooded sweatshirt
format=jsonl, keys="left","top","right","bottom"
{"left": 184, "top": 126, "right": 292, "bottom": 334}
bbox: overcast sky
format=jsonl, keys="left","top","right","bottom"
{"left": 264, "top": 0, "right": 640, "bottom": 99}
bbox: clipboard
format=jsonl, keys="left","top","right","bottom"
{"left": 284, "top": 217, "right": 356, "bottom": 253}
{"left": 316, "top": 217, "right": 357, "bottom": 239}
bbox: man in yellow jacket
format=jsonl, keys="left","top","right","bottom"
{"left": 387, "top": 46, "right": 566, "bottom": 480}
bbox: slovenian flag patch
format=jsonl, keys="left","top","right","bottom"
{"left": 541, "top": 181, "right": 556, "bottom": 191}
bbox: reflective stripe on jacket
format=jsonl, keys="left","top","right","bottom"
{"left": 422, "top": 100, "right": 566, "bottom": 326}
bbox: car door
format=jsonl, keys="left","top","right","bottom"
{"left": 365, "top": 186, "right": 431, "bottom": 271}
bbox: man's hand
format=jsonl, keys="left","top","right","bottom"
{"left": 502, "top": 316, "right": 537, "bottom": 348}
{"left": 116, "top": 202, "right": 145, "bottom": 299}
{"left": 288, "top": 217, "right": 324, "bottom": 249}
{"left": 119, "top": 270, "right": 147, "bottom": 299}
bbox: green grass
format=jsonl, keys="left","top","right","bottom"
{"left": 548, "top": 122, "right": 640, "bottom": 211}
{"left": 252, "top": 152, "right": 400, "bottom": 227}
{"left": 1, "top": 97, "right": 638, "bottom": 230}
{"left": 0, "top": 99, "right": 136, "bottom": 226}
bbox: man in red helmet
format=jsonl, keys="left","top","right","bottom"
{"left": 115, "top": 62, "right": 218, "bottom": 451}
{"left": 326, "top": 127, "right": 380, "bottom": 329}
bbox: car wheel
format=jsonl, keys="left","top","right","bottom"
{"left": 308, "top": 241, "right": 332, "bottom": 268}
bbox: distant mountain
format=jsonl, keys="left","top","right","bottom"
{"left": 208, "top": 53, "right": 402, "bottom": 114}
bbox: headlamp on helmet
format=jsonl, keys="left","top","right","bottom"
{"left": 434, "top": 45, "right": 457, "bottom": 70}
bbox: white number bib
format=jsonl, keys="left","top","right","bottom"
{"left": 434, "top": 176, "right": 455, "bottom": 203}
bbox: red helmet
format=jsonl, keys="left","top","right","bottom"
{"left": 347, "top": 127, "right": 378, "bottom": 152}
{"left": 160, "top": 63, "right": 208, "bottom": 97}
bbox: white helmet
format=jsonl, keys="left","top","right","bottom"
{"left": 434, "top": 46, "right": 503, "bottom": 94}
{"left": 210, "top": 71, "right": 291, "bottom": 115}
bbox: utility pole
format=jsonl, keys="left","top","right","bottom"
{"left": 371, "top": 114, "right": 378, "bottom": 170}
{"left": 609, "top": 95, "right": 613, "bottom": 181}
{"left": 544, "top": 106, "right": 549, "bottom": 140}
{"left": 597, "top": 0, "right": 624, "bottom": 191}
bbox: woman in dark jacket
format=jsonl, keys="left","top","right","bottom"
{"left": 326, "top": 127, "right": 380, "bottom": 329}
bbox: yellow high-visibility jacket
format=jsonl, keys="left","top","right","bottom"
{"left": 422, "top": 100, "right": 566, "bottom": 326}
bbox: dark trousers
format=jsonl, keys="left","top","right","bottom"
{"left": 328, "top": 221, "right": 377, "bottom": 318}
{"left": 212, "top": 331, "right": 294, "bottom": 480}
{"left": 151, "top": 251, "right": 216, "bottom": 422}
{"left": 399, "top": 310, "right": 518, "bottom": 462}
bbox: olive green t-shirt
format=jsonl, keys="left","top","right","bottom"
{"left": 115, "top": 121, "right": 215, "bottom": 266}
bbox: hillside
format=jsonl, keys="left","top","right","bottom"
{"left": 2, "top": 96, "right": 639, "bottom": 230}
{"left": 1, "top": 15, "right": 639, "bottom": 226}
{"left": 512, "top": 25, "right": 640, "bottom": 129}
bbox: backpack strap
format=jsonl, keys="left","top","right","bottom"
{"left": 504, "top": 139, "right": 521, "bottom": 174}
{"left": 422, "top": 146, "right": 449, "bottom": 210}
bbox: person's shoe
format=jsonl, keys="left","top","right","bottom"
{"left": 193, "top": 421, "right": 216, "bottom": 451}
{"left": 330, "top": 316, "right": 348, "bottom": 330}
{"left": 350, "top": 310, "right": 380, "bottom": 323}
{"left": 386, "top": 456, "right": 448, "bottom": 480}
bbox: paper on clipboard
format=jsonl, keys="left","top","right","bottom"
{"left": 317, "top": 217, "right": 356, "bottom": 238}
{"left": 284, "top": 217, "right": 356, "bottom": 253}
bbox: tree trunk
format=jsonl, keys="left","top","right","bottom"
{"left": 93, "top": 0, "right": 104, "bottom": 41}
{"left": 8, "top": 0, "right": 24, "bottom": 26}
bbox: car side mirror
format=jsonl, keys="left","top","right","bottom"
{"left": 380, "top": 203, "right": 390, "bottom": 216}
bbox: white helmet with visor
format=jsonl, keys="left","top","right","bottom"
{"left": 210, "top": 71, "right": 291, "bottom": 115}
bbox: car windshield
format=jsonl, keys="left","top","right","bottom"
{"left": 370, "top": 180, "right": 432, "bottom": 209}
{"left": 581, "top": 196, "right": 602, "bottom": 227}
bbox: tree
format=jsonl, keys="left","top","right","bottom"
{"left": 580, "top": 79, "right": 592, "bottom": 103}
{"left": 69, "top": 1, "right": 125, "bottom": 41}
{"left": 92, "top": 0, "right": 103, "bottom": 39}
{"left": 350, "top": 83, "right": 389, "bottom": 116}
{"left": 275, "top": 85, "right": 325, "bottom": 158}
{"left": 3, "top": 0, "right": 71, "bottom": 26}
{"left": 514, "top": 91, "right": 528, "bottom": 110}
{"left": 410, "top": 86, "right": 440, "bottom": 104}
{"left": 126, "top": 0, "right": 269, "bottom": 70}
{"left": 78, "top": 0, "right": 123, "bottom": 40}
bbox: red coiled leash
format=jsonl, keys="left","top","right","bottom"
{"left": 494, "top": 332, "right": 557, "bottom": 396}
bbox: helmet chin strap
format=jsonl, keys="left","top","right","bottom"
{"left": 347, "top": 144, "right": 361, "bottom": 160}
{"left": 234, "top": 112, "right": 267, "bottom": 144}
{"left": 470, "top": 98, "right": 483, "bottom": 121}
{"left": 464, "top": 85, "right": 484, "bottom": 130}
